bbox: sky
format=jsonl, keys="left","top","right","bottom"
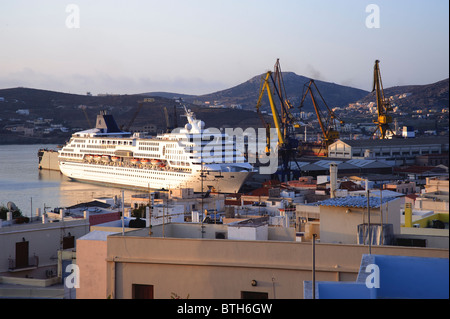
{"left": 0, "top": 0, "right": 448, "bottom": 95}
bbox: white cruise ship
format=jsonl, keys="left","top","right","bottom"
{"left": 58, "top": 107, "right": 255, "bottom": 193}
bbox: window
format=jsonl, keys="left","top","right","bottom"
{"left": 132, "top": 284, "right": 154, "bottom": 299}
{"left": 63, "top": 235, "right": 75, "bottom": 249}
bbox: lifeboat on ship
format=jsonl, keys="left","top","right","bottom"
{"left": 94, "top": 155, "right": 102, "bottom": 162}
{"left": 130, "top": 158, "right": 140, "bottom": 165}
{"left": 85, "top": 154, "right": 93, "bottom": 161}
{"left": 151, "top": 159, "right": 160, "bottom": 166}
{"left": 141, "top": 159, "right": 150, "bottom": 165}
{"left": 101, "top": 155, "right": 111, "bottom": 162}
{"left": 111, "top": 156, "right": 120, "bottom": 162}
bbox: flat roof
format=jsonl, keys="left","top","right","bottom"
{"left": 315, "top": 196, "right": 398, "bottom": 209}
{"left": 336, "top": 136, "right": 449, "bottom": 148}
{"left": 78, "top": 230, "right": 119, "bottom": 241}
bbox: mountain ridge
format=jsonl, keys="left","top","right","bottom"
{"left": 143, "top": 72, "right": 371, "bottom": 111}
{"left": 357, "top": 78, "right": 449, "bottom": 111}
{"left": 0, "top": 74, "right": 447, "bottom": 133}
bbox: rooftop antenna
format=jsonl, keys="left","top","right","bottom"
{"left": 121, "top": 190, "right": 125, "bottom": 236}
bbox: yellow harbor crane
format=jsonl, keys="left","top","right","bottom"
{"left": 255, "top": 59, "right": 303, "bottom": 180}
{"left": 300, "top": 79, "right": 344, "bottom": 156}
{"left": 372, "top": 59, "right": 396, "bottom": 139}
{"left": 79, "top": 105, "right": 92, "bottom": 128}
{"left": 122, "top": 100, "right": 145, "bottom": 132}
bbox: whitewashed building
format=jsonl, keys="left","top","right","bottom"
{"left": 328, "top": 137, "right": 449, "bottom": 165}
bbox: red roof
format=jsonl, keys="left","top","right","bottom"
{"left": 339, "top": 181, "right": 364, "bottom": 191}
{"left": 406, "top": 194, "right": 418, "bottom": 200}
{"left": 263, "top": 180, "right": 282, "bottom": 187}
{"left": 248, "top": 187, "right": 269, "bottom": 196}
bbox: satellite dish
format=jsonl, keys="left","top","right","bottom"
{"left": 7, "top": 201, "right": 18, "bottom": 212}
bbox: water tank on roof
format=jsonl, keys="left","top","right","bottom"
{"left": 129, "top": 218, "right": 146, "bottom": 228}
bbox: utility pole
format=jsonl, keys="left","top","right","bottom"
{"left": 367, "top": 188, "right": 371, "bottom": 255}
{"left": 201, "top": 161, "right": 205, "bottom": 238}
{"left": 121, "top": 190, "right": 125, "bottom": 236}
{"left": 312, "top": 233, "right": 317, "bottom": 299}
{"left": 380, "top": 184, "right": 383, "bottom": 245}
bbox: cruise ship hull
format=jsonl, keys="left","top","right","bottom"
{"left": 58, "top": 109, "right": 256, "bottom": 194}
{"left": 59, "top": 161, "right": 253, "bottom": 193}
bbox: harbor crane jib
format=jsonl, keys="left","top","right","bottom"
{"left": 255, "top": 59, "right": 302, "bottom": 181}
{"left": 300, "top": 79, "right": 344, "bottom": 156}
{"left": 372, "top": 59, "right": 396, "bottom": 139}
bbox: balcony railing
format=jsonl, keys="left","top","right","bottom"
{"left": 8, "top": 255, "right": 39, "bottom": 272}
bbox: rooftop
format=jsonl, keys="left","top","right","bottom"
{"left": 314, "top": 195, "right": 398, "bottom": 209}
{"left": 286, "top": 159, "right": 392, "bottom": 173}
{"left": 337, "top": 136, "right": 449, "bottom": 148}
{"left": 106, "top": 221, "right": 295, "bottom": 242}
{"left": 66, "top": 200, "right": 112, "bottom": 210}
{"left": 78, "top": 230, "right": 119, "bottom": 241}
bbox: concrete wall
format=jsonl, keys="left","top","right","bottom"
{"left": 425, "top": 177, "right": 449, "bottom": 193}
{"left": 319, "top": 197, "right": 402, "bottom": 245}
{"left": 89, "top": 212, "right": 121, "bottom": 226}
{"left": 415, "top": 198, "right": 449, "bottom": 213}
{"left": 101, "top": 233, "right": 448, "bottom": 299}
{"left": 228, "top": 224, "right": 268, "bottom": 241}
{"left": 76, "top": 239, "right": 108, "bottom": 299}
{"left": 38, "top": 150, "right": 60, "bottom": 171}
{"left": 0, "top": 219, "right": 89, "bottom": 273}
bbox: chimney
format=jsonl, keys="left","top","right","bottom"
{"left": 404, "top": 203, "right": 413, "bottom": 227}
{"left": 330, "top": 163, "right": 338, "bottom": 198}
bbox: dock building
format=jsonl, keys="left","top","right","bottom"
{"left": 327, "top": 137, "right": 449, "bottom": 166}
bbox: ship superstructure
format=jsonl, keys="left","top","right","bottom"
{"left": 58, "top": 108, "right": 255, "bottom": 193}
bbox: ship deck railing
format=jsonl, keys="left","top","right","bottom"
{"left": 65, "top": 159, "right": 194, "bottom": 174}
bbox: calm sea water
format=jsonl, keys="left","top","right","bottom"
{"left": 0, "top": 144, "right": 143, "bottom": 217}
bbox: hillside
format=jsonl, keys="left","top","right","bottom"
{"left": 0, "top": 87, "right": 269, "bottom": 144}
{"left": 357, "top": 78, "right": 449, "bottom": 111}
{"left": 0, "top": 74, "right": 447, "bottom": 144}
{"left": 146, "top": 72, "right": 370, "bottom": 112}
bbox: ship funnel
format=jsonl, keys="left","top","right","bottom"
{"left": 95, "top": 111, "right": 122, "bottom": 133}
